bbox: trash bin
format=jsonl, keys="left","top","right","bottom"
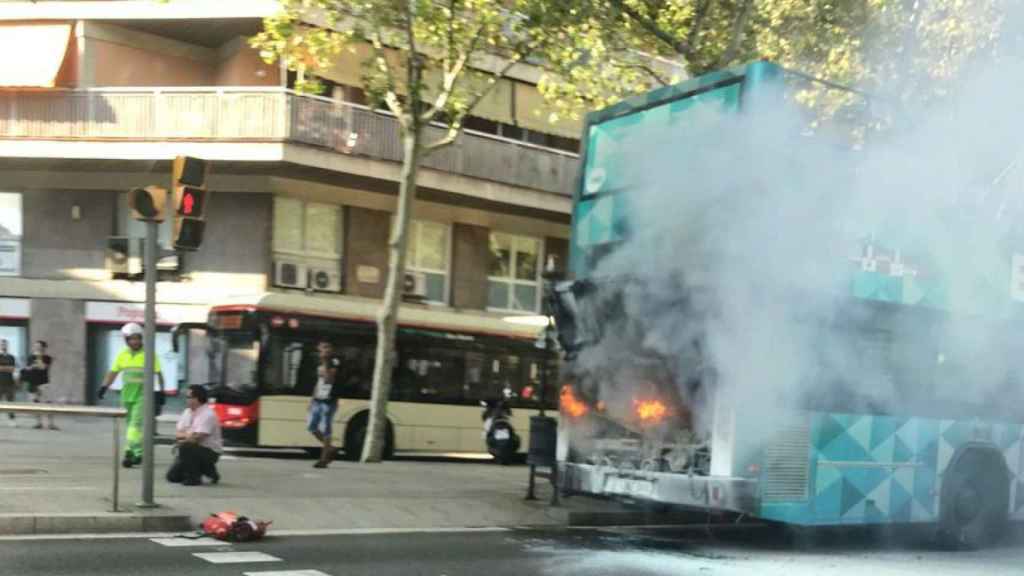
{"left": 527, "top": 415, "right": 557, "bottom": 467}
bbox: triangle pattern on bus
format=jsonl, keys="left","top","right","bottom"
{"left": 870, "top": 417, "right": 901, "bottom": 450}
{"left": 890, "top": 475, "right": 913, "bottom": 520}
{"left": 893, "top": 436, "right": 914, "bottom": 463}
{"left": 840, "top": 477, "right": 866, "bottom": 517}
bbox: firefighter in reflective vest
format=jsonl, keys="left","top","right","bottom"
{"left": 98, "top": 323, "right": 164, "bottom": 468}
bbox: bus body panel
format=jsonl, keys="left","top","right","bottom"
{"left": 250, "top": 394, "right": 556, "bottom": 454}
{"left": 758, "top": 411, "right": 1024, "bottom": 526}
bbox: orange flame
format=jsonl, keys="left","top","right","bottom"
{"left": 634, "top": 399, "right": 669, "bottom": 423}
{"left": 560, "top": 385, "right": 588, "bottom": 418}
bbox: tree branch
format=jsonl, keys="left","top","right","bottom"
{"left": 368, "top": 25, "right": 404, "bottom": 122}
{"left": 610, "top": 59, "right": 672, "bottom": 86}
{"left": 403, "top": 0, "right": 422, "bottom": 125}
{"left": 423, "top": 52, "right": 521, "bottom": 151}
{"left": 421, "top": 22, "right": 483, "bottom": 123}
{"left": 719, "top": 0, "right": 754, "bottom": 66}
{"left": 608, "top": 0, "right": 688, "bottom": 55}
{"left": 685, "top": 0, "right": 711, "bottom": 58}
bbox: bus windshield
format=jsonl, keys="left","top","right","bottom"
{"left": 209, "top": 332, "right": 260, "bottom": 399}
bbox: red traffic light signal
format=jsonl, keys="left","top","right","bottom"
{"left": 171, "top": 156, "right": 211, "bottom": 252}
{"left": 176, "top": 187, "right": 205, "bottom": 217}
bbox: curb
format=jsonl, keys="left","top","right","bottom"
{"left": 0, "top": 513, "right": 193, "bottom": 536}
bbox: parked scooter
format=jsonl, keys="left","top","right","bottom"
{"left": 481, "top": 397, "right": 520, "bottom": 465}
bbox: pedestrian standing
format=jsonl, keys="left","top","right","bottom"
{"left": 307, "top": 340, "right": 342, "bottom": 468}
{"left": 98, "top": 323, "right": 164, "bottom": 468}
{"left": 0, "top": 339, "right": 17, "bottom": 427}
{"left": 166, "top": 384, "right": 222, "bottom": 486}
{"left": 23, "top": 341, "right": 56, "bottom": 430}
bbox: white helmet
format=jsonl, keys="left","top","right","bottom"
{"left": 121, "top": 323, "right": 144, "bottom": 338}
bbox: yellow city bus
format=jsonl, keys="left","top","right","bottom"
{"left": 178, "top": 293, "right": 557, "bottom": 459}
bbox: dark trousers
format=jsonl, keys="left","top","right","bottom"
{"left": 166, "top": 443, "right": 220, "bottom": 484}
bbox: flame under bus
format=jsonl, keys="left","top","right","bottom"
{"left": 196, "top": 293, "right": 557, "bottom": 456}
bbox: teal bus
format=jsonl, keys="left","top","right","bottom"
{"left": 553, "top": 61, "right": 1024, "bottom": 547}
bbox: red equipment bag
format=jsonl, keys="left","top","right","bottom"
{"left": 201, "top": 512, "right": 271, "bottom": 542}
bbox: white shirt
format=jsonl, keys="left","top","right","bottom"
{"left": 313, "top": 357, "right": 341, "bottom": 401}
{"left": 176, "top": 403, "right": 223, "bottom": 453}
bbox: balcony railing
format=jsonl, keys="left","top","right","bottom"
{"left": 0, "top": 87, "right": 579, "bottom": 197}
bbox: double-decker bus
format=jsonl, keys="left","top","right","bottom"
{"left": 552, "top": 61, "right": 1024, "bottom": 547}
{"left": 178, "top": 293, "right": 556, "bottom": 459}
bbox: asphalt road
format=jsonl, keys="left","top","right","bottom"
{"left": 5, "top": 525, "right": 1024, "bottom": 576}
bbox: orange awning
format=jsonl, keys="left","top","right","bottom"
{"left": 0, "top": 22, "right": 75, "bottom": 89}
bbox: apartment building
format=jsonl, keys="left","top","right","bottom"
{"left": 0, "top": 1, "right": 580, "bottom": 405}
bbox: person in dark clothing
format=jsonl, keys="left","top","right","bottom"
{"left": 0, "top": 339, "right": 17, "bottom": 426}
{"left": 23, "top": 341, "right": 56, "bottom": 430}
{"left": 166, "top": 385, "right": 223, "bottom": 486}
{"left": 307, "top": 341, "right": 342, "bottom": 468}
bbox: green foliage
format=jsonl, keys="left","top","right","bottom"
{"left": 534, "top": 0, "right": 1004, "bottom": 122}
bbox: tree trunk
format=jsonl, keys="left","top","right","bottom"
{"left": 361, "top": 128, "right": 421, "bottom": 463}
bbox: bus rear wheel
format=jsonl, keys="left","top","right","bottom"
{"left": 938, "top": 449, "right": 1009, "bottom": 549}
{"left": 343, "top": 418, "right": 394, "bottom": 461}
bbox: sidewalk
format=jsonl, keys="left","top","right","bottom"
{"left": 0, "top": 414, "right": 574, "bottom": 534}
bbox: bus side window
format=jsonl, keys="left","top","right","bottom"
{"left": 464, "top": 353, "right": 485, "bottom": 402}
{"left": 337, "top": 344, "right": 372, "bottom": 399}
{"left": 425, "top": 349, "right": 465, "bottom": 404}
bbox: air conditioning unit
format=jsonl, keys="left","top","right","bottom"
{"left": 309, "top": 266, "right": 341, "bottom": 293}
{"left": 403, "top": 271, "right": 428, "bottom": 299}
{"left": 156, "top": 251, "right": 180, "bottom": 272}
{"left": 274, "top": 260, "right": 308, "bottom": 289}
{"left": 109, "top": 236, "right": 144, "bottom": 275}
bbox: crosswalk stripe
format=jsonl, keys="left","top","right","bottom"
{"left": 243, "top": 571, "right": 333, "bottom": 576}
{"left": 150, "top": 537, "right": 229, "bottom": 547}
{"left": 193, "top": 552, "right": 282, "bottom": 564}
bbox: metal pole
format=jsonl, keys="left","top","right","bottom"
{"left": 140, "top": 220, "right": 157, "bottom": 507}
{"left": 112, "top": 416, "right": 120, "bottom": 513}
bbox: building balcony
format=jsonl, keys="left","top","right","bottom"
{"left": 0, "top": 87, "right": 580, "bottom": 197}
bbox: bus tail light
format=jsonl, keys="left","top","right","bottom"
{"left": 213, "top": 401, "right": 259, "bottom": 429}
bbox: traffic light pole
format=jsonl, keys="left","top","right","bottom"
{"left": 140, "top": 220, "right": 158, "bottom": 508}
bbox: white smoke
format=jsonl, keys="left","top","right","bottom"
{"left": 569, "top": 42, "right": 1024, "bottom": 455}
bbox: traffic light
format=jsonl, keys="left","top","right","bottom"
{"left": 171, "top": 156, "right": 210, "bottom": 251}
{"left": 127, "top": 186, "right": 168, "bottom": 222}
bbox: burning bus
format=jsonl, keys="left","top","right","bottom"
{"left": 550, "top": 61, "right": 1024, "bottom": 548}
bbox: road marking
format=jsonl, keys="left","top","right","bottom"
{"left": 150, "top": 537, "right": 229, "bottom": 547}
{"left": 243, "top": 571, "right": 333, "bottom": 576}
{"left": 193, "top": 552, "right": 282, "bottom": 564}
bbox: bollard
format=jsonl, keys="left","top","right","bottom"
{"left": 525, "top": 415, "right": 559, "bottom": 505}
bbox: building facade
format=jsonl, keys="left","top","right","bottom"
{"left": 0, "top": 1, "right": 580, "bottom": 407}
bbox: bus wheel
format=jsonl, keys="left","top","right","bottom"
{"left": 343, "top": 417, "right": 394, "bottom": 461}
{"left": 938, "top": 449, "right": 1009, "bottom": 549}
